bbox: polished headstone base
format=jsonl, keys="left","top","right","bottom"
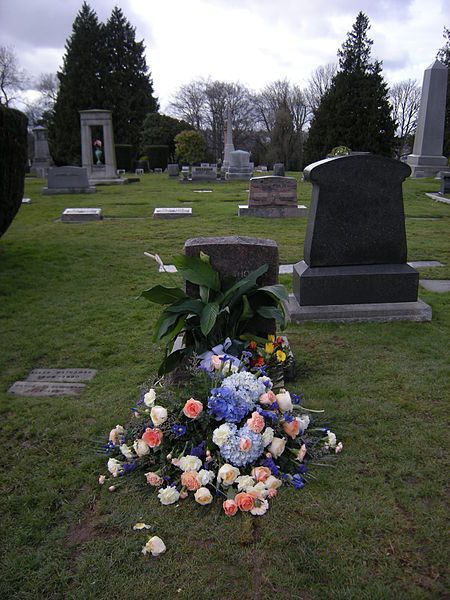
{"left": 406, "top": 154, "right": 448, "bottom": 178}
{"left": 43, "top": 186, "right": 96, "bottom": 195}
{"left": 286, "top": 294, "right": 432, "bottom": 323}
{"left": 238, "top": 204, "right": 307, "bottom": 218}
{"left": 293, "top": 260, "right": 419, "bottom": 306}
{"left": 89, "top": 177, "right": 127, "bottom": 185}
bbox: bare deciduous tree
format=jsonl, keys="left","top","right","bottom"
{"left": 0, "top": 45, "right": 29, "bottom": 106}
{"left": 389, "top": 79, "right": 421, "bottom": 158}
{"left": 168, "top": 80, "right": 206, "bottom": 129}
{"left": 304, "top": 63, "right": 338, "bottom": 119}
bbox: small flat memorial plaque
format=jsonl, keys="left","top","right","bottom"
{"left": 8, "top": 381, "right": 86, "bottom": 397}
{"left": 27, "top": 368, "right": 97, "bottom": 382}
{"left": 62, "top": 208, "right": 102, "bottom": 222}
{"left": 153, "top": 207, "right": 192, "bottom": 219}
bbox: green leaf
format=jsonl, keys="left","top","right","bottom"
{"left": 200, "top": 302, "right": 220, "bottom": 336}
{"left": 239, "top": 294, "right": 254, "bottom": 323}
{"left": 140, "top": 285, "right": 187, "bottom": 304}
{"left": 172, "top": 254, "right": 220, "bottom": 291}
{"left": 199, "top": 285, "right": 209, "bottom": 304}
{"left": 164, "top": 298, "right": 204, "bottom": 315}
{"left": 153, "top": 312, "right": 180, "bottom": 341}
{"left": 256, "top": 305, "right": 286, "bottom": 329}
{"left": 158, "top": 347, "right": 191, "bottom": 376}
{"left": 159, "top": 316, "right": 186, "bottom": 345}
{"left": 221, "top": 264, "right": 269, "bottom": 307}
{"left": 256, "top": 284, "right": 289, "bottom": 302}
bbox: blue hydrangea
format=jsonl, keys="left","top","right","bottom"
{"left": 208, "top": 387, "right": 249, "bottom": 422}
{"left": 219, "top": 425, "right": 265, "bottom": 467}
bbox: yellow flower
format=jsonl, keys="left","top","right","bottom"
{"left": 276, "top": 350, "right": 286, "bottom": 363}
{"left": 265, "top": 342, "right": 275, "bottom": 354}
{"left": 267, "top": 334, "right": 275, "bottom": 342}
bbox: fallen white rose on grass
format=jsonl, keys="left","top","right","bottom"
{"left": 142, "top": 535, "right": 166, "bottom": 556}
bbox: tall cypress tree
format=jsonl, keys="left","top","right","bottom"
{"left": 103, "top": 6, "right": 158, "bottom": 148}
{"left": 305, "top": 12, "right": 396, "bottom": 164}
{"left": 49, "top": 2, "right": 103, "bottom": 164}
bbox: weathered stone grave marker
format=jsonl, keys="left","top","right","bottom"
{"left": 191, "top": 166, "right": 217, "bottom": 181}
{"left": 61, "top": 208, "right": 102, "bottom": 222}
{"left": 43, "top": 166, "right": 96, "bottom": 195}
{"left": 239, "top": 176, "right": 307, "bottom": 218}
{"left": 287, "top": 154, "right": 432, "bottom": 322}
{"left": 8, "top": 368, "right": 97, "bottom": 397}
{"left": 27, "top": 368, "right": 97, "bottom": 382}
{"left": 153, "top": 207, "right": 192, "bottom": 219}
{"left": 273, "top": 163, "right": 285, "bottom": 177}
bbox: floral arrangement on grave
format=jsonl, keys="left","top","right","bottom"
{"left": 100, "top": 358, "right": 342, "bottom": 518}
{"left": 329, "top": 145, "right": 351, "bottom": 157}
{"left": 141, "top": 252, "right": 289, "bottom": 378}
{"left": 93, "top": 138, "right": 103, "bottom": 165}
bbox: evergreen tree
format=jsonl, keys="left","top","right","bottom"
{"left": 49, "top": 3, "right": 103, "bottom": 164}
{"left": 436, "top": 26, "right": 450, "bottom": 157}
{"left": 103, "top": 7, "right": 158, "bottom": 148}
{"left": 305, "top": 12, "right": 396, "bottom": 164}
{"left": 141, "top": 113, "right": 194, "bottom": 160}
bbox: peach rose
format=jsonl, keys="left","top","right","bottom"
{"left": 246, "top": 411, "right": 265, "bottom": 434}
{"left": 142, "top": 427, "right": 163, "bottom": 448}
{"left": 211, "top": 355, "right": 222, "bottom": 369}
{"left": 259, "top": 390, "right": 277, "bottom": 405}
{"left": 283, "top": 418, "right": 301, "bottom": 439}
{"left": 222, "top": 499, "right": 238, "bottom": 516}
{"left": 145, "top": 471, "right": 163, "bottom": 486}
{"left": 183, "top": 398, "right": 203, "bottom": 419}
{"left": 251, "top": 466, "right": 271, "bottom": 482}
{"left": 268, "top": 488, "right": 278, "bottom": 499}
{"left": 181, "top": 470, "right": 201, "bottom": 491}
{"left": 240, "top": 437, "right": 252, "bottom": 452}
{"left": 235, "top": 492, "right": 255, "bottom": 512}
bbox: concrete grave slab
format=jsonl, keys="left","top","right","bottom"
{"left": 8, "top": 381, "right": 86, "bottom": 396}
{"left": 27, "top": 368, "right": 97, "bottom": 382}
{"left": 419, "top": 280, "right": 450, "bottom": 293}
{"left": 425, "top": 192, "right": 450, "bottom": 205}
{"left": 61, "top": 208, "right": 102, "bottom": 222}
{"left": 153, "top": 207, "right": 192, "bottom": 219}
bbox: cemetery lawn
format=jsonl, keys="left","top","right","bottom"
{"left": 1, "top": 173, "right": 449, "bottom": 600}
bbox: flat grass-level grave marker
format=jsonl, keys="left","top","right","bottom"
{"left": 8, "top": 368, "right": 97, "bottom": 397}
{"left": 153, "top": 207, "right": 192, "bottom": 219}
{"left": 61, "top": 208, "right": 103, "bottom": 222}
{"left": 420, "top": 280, "right": 450, "bottom": 293}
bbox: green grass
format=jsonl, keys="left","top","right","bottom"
{"left": 0, "top": 173, "right": 449, "bottom": 599}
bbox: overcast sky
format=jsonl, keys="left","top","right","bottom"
{"left": 0, "top": 0, "right": 448, "bottom": 110}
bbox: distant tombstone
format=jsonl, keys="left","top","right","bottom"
{"left": 200, "top": 163, "right": 210, "bottom": 167}
{"left": 153, "top": 207, "right": 193, "bottom": 219}
{"left": 27, "top": 368, "right": 97, "bottom": 382}
{"left": 239, "top": 176, "right": 307, "bottom": 218}
{"left": 167, "top": 164, "right": 180, "bottom": 177}
{"left": 79, "top": 109, "right": 123, "bottom": 184}
{"left": 184, "top": 236, "right": 279, "bottom": 335}
{"left": 273, "top": 163, "right": 285, "bottom": 177}
{"left": 31, "top": 126, "right": 53, "bottom": 177}
{"left": 42, "top": 167, "right": 96, "bottom": 195}
{"left": 154, "top": 168, "right": 163, "bottom": 174}
{"left": 225, "top": 150, "right": 253, "bottom": 181}
{"left": 191, "top": 166, "right": 217, "bottom": 181}
{"left": 291, "top": 154, "right": 428, "bottom": 311}
{"left": 61, "top": 208, "right": 102, "bottom": 222}
{"left": 407, "top": 60, "right": 448, "bottom": 177}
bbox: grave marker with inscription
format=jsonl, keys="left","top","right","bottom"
{"left": 191, "top": 166, "right": 217, "bottom": 181}
{"left": 153, "top": 207, "right": 193, "bottom": 219}
{"left": 27, "top": 368, "right": 97, "bottom": 382}
{"left": 43, "top": 166, "right": 96, "bottom": 195}
{"left": 61, "top": 208, "right": 102, "bottom": 222}
{"left": 239, "top": 176, "right": 307, "bottom": 218}
{"left": 8, "top": 381, "right": 86, "bottom": 397}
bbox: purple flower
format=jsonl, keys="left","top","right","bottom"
{"left": 172, "top": 423, "right": 186, "bottom": 437}
{"left": 190, "top": 441, "right": 206, "bottom": 459}
{"left": 291, "top": 474, "right": 305, "bottom": 489}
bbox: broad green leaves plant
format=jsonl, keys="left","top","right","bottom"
{"left": 141, "top": 253, "right": 288, "bottom": 375}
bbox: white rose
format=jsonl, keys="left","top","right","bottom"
{"left": 194, "top": 487, "right": 213, "bottom": 505}
{"left": 119, "top": 443, "right": 134, "bottom": 460}
{"left": 269, "top": 437, "right": 286, "bottom": 458}
{"left": 142, "top": 535, "right": 166, "bottom": 556}
{"left": 250, "top": 499, "right": 269, "bottom": 516}
{"left": 150, "top": 405, "right": 168, "bottom": 426}
{"left": 246, "top": 482, "right": 268, "bottom": 498}
{"left": 133, "top": 438, "right": 150, "bottom": 457}
{"left": 326, "top": 430, "right": 337, "bottom": 449}
{"left": 261, "top": 427, "right": 274, "bottom": 447}
{"left": 107, "top": 458, "right": 123, "bottom": 477}
{"left": 217, "top": 464, "right": 240, "bottom": 486}
{"left": 298, "top": 414, "right": 310, "bottom": 433}
{"left": 108, "top": 424, "right": 125, "bottom": 445}
{"left": 178, "top": 455, "right": 202, "bottom": 472}
{"left": 212, "top": 424, "right": 232, "bottom": 447}
{"left": 276, "top": 389, "right": 293, "bottom": 412}
{"left": 265, "top": 475, "right": 282, "bottom": 490}
{"left": 157, "top": 486, "right": 180, "bottom": 505}
{"left": 235, "top": 475, "right": 255, "bottom": 491}
{"left": 198, "top": 469, "right": 215, "bottom": 486}
{"left": 143, "top": 389, "right": 156, "bottom": 407}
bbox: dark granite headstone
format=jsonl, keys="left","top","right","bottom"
{"left": 293, "top": 154, "right": 419, "bottom": 306}
{"left": 440, "top": 174, "right": 450, "bottom": 194}
{"left": 184, "top": 236, "right": 279, "bottom": 334}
